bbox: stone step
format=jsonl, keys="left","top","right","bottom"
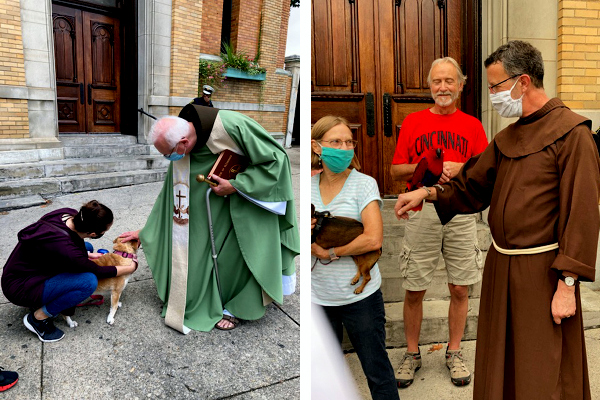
{"left": 59, "top": 169, "right": 167, "bottom": 193}
{"left": 63, "top": 144, "right": 153, "bottom": 159}
{"left": 378, "top": 197, "right": 491, "bottom": 303}
{"left": 0, "top": 169, "right": 167, "bottom": 210}
{"left": 341, "top": 298, "right": 480, "bottom": 351}
{"left": 0, "top": 156, "right": 169, "bottom": 182}
{"left": 343, "top": 285, "right": 600, "bottom": 350}
{"left": 0, "top": 194, "right": 48, "bottom": 210}
{"left": 58, "top": 134, "right": 138, "bottom": 147}
{"left": 0, "top": 148, "right": 64, "bottom": 165}
{"left": 379, "top": 269, "right": 483, "bottom": 303}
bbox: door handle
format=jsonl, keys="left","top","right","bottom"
{"left": 87, "top": 84, "right": 92, "bottom": 105}
{"left": 79, "top": 83, "right": 84, "bottom": 105}
{"left": 383, "top": 93, "right": 392, "bottom": 137}
{"left": 366, "top": 92, "right": 375, "bottom": 137}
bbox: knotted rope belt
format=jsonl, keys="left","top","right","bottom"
{"left": 491, "top": 237, "right": 559, "bottom": 255}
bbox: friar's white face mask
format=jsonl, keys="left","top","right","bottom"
{"left": 489, "top": 79, "right": 523, "bottom": 118}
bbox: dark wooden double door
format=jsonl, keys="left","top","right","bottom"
{"left": 53, "top": 5, "right": 121, "bottom": 133}
{"left": 311, "top": 0, "right": 480, "bottom": 196}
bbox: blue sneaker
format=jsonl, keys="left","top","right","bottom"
{"left": 23, "top": 313, "right": 65, "bottom": 343}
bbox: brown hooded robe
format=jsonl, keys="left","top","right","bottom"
{"left": 434, "top": 98, "right": 600, "bottom": 399}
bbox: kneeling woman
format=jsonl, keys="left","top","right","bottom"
{"left": 1, "top": 200, "right": 136, "bottom": 343}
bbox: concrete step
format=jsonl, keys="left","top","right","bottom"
{"left": 581, "top": 284, "right": 600, "bottom": 327}
{"left": 378, "top": 198, "right": 490, "bottom": 303}
{"left": 0, "top": 156, "right": 169, "bottom": 182}
{"left": 0, "top": 134, "right": 169, "bottom": 211}
{"left": 0, "top": 169, "right": 167, "bottom": 210}
{"left": 379, "top": 268, "right": 483, "bottom": 303}
{"left": 0, "top": 148, "right": 64, "bottom": 165}
{"left": 341, "top": 298, "right": 480, "bottom": 351}
{"left": 63, "top": 144, "right": 153, "bottom": 159}
{"left": 59, "top": 169, "right": 167, "bottom": 193}
{"left": 342, "top": 284, "right": 600, "bottom": 351}
{"left": 58, "top": 134, "right": 138, "bottom": 147}
{"left": 0, "top": 194, "right": 48, "bottom": 210}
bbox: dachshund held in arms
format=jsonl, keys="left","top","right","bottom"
{"left": 311, "top": 204, "right": 382, "bottom": 294}
{"left": 65, "top": 237, "right": 139, "bottom": 327}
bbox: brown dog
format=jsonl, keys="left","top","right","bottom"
{"left": 311, "top": 204, "right": 382, "bottom": 294}
{"left": 86, "top": 237, "right": 139, "bottom": 325}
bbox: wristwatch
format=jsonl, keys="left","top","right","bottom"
{"left": 328, "top": 247, "right": 340, "bottom": 260}
{"left": 559, "top": 274, "right": 576, "bottom": 287}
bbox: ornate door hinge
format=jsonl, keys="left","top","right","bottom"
{"left": 366, "top": 92, "right": 375, "bottom": 137}
{"left": 383, "top": 93, "right": 392, "bottom": 137}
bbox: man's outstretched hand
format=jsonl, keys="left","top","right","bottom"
{"left": 394, "top": 189, "right": 429, "bottom": 220}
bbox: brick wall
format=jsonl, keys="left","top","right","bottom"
{"left": 200, "top": 0, "right": 224, "bottom": 55}
{"left": 276, "top": 0, "right": 290, "bottom": 69}
{"left": 170, "top": 0, "right": 204, "bottom": 97}
{"left": 0, "top": 99, "right": 29, "bottom": 138}
{"left": 557, "top": 0, "right": 600, "bottom": 109}
{"left": 0, "top": 1, "right": 28, "bottom": 139}
{"left": 0, "top": 1, "right": 26, "bottom": 86}
{"left": 232, "top": 0, "right": 261, "bottom": 56}
{"left": 180, "top": 0, "right": 292, "bottom": 135}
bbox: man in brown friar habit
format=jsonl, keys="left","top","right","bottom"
{"left": 120, "top": 105, "right": 299, "bottom": 332}
{"left": 394, "top": 40, "right": 600, "bottom": 399}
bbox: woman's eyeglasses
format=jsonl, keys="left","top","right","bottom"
{"left": 318, "top": 139, "right": 358, "bottom": 149}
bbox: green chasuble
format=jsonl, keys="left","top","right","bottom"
{"left": 140, "top": 109, "right": 299, "bottom": 332}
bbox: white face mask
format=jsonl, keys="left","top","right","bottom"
{"left": 489, "top": 79, "right": 523, "bottom": 118}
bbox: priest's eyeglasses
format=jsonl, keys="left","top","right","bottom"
{"left": 163, "top": 140, "right": 182, "bottom": 159}
{"left": 488, "top": 74, "right": 520, "bottom": 94}
{"left": 318, "top": 139, "right": 358, "bottom": 149}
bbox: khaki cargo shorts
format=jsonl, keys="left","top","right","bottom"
{"left": 400, "top": 202, "right": 483, "bottom": 291}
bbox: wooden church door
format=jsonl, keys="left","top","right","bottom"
{"left": 53, "top": 4, "right": 121, "bottom": 134}
{"left": 311, "top": 0, "right": 480, "bottom": 196}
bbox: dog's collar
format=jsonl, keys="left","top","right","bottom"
{"left": 311, "top": 210, "right": 332, "bottom": 243}
{"left": 114, "top": 250, "right": 138, "bottom": 271}
{"left": 114, "top": 250, "right": 135, "bottom": 258}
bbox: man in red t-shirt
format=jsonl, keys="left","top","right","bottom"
{"left": 391, "top": 57, "right": 488, "bottom": 389}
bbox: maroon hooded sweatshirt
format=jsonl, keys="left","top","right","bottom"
{"left": 1, "top": 208, "right": 117, "bottom": 309}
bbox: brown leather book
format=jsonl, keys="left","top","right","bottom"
{"left": 207, "top": 149, "right": 249, "bottom": 183}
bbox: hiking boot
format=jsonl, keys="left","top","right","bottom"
{"left": 395, "top": 351, "right": 422, "bottom": 388}
{"left": 0, "top": 367, "right": 18, "bottom": 392}
{"left": 446, "top": 349, "right": 471, "bottom": 386}
{"left": 23, "top": 313, "right": 64, "bottom": 343}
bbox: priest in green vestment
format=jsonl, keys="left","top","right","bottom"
{"left": 120, "top": 105, "right": 299, "bottom": 333}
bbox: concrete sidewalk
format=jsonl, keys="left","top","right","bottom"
{"left": 0, "top": 146, "right": 300, "bottom": 399}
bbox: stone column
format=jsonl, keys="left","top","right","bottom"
{"left": 284, "top": 55, "right": 299, "bottom": 149}
{"left": 138, "top": 0, "right": 173, "bottom": 144}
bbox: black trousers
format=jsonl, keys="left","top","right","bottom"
{"left": 322, "top": 289, "right": 399, "bottom": 400}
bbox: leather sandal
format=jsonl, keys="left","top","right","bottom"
{"left": 214, "top": 315, "right": 240, "bottom": 331}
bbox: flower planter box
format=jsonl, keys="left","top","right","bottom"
{"left": 224, "top": 68, "right": 266, "bottom": 81}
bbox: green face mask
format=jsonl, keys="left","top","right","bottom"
{"left": 320, "top": 145, "right": 354, "bottom": 173}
